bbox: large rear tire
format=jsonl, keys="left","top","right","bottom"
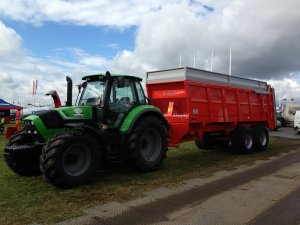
{"left": 4, "top": 130, "right": 41, "bottom": 176}
{"left": 252, "top": 125, "right": 269, "bottom": 151}
{"left": 195, "top": 133, "right": 214, "bottom": 150}
{"left": 127, "top": 116, "right": 168, "bottom": 172}
{"left": 231, "top": 127, "right": 255, "bottom": 154}
{"left": 40, "top": 131, "right": 100, "bottom": 188}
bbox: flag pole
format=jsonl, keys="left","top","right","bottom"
{"left": 193, "top": 51, "right": 196, "bottom": 68}
{"left": 210, "top": 50, "right": 214, "bottom": 72}
{"left": 229, "top": 47, "right": 232, "bottom": 75}
{"left": 179, "top": 55, "right": 182, "bottom": 67}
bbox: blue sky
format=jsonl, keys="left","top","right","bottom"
{"left": 4, "top": 20, "right": 136, "bottom": 59}
{"left": 0, "top": 0, "right": 300, "bottom": 105}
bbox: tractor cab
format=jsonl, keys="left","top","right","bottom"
{"left": 77, "top": 72, "right": 147, "bottom": 128}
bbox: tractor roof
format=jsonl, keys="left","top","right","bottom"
{"left": 82, "top": 73, "right": 143, "bottom": 82}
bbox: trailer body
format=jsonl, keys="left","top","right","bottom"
{"left": 147, "top": 67, "right": 276, "bottom": 148}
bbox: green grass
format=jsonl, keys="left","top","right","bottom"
{"left": 1, "top": 135, "right": 300, "bottom": 225}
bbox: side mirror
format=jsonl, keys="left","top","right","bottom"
{"left": 117, "top": 76, "right": 125, "bottom": 88}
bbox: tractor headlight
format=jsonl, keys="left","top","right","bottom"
{"left": 24, "top": 120, "right": 34, "bottom": 125}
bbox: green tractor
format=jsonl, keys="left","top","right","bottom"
{"left": 4, "top": 72, "right": 168, "bottom": 188}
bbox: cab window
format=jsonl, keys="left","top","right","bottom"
{"left": 108, "top": 78, "right": 137, "bottom": 127}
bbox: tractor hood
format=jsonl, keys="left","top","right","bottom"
{"left": 23, "top": 106, "right": 101, "bottom": 142}
{"left": 56, "top": 106, "right": 94, "bottom": 120}
{"left": 30, "top": 106, "right": 95, "bottom": 129}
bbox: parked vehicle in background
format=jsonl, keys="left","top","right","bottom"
{"left": 20, "top": 106, "right": 53, "bottom": 120}
{"left": 277, "top": 103, "right": 300, "bottom": 127}
{"left": 294, "top": 111, "right": 300, "bottom": 134}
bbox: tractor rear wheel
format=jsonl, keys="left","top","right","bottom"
{"left": 231, "top": 127, "right": 255, "bottom": 154}
{"left": 4, "top": 130, "right": 41, "bottom": 176}
{"left": 127, "top": 116, "right": 168, "bottom": 172}
{"left": 40, "top": 130, "right": 100, "bottom": 188}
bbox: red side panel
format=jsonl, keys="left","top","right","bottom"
{"left": 147, "top": 79, "right": 276, "bottom": 147}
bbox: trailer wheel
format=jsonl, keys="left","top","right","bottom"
{"left": 252, "top": 126, "right": 269, "bottom": 151}
{"left": 231, "top": 127, "right": 255, "bottom": 154}
{"left": 127, "top": 116, "right": 168, "bottom": 172}
{"left": 4, "top": 130, "right": 41, "bottom": 176}
{"left": 40, "top": 131, "right": 100, "bottom": 188}
{"left": 195, "top": 133, "right": 214, "bottom": 150}
{"left": 215, "top": 140, "right": 230, "bottom": 149}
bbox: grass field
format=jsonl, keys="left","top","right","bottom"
{"left": 1, "top": 135, "right": 300, "bottom": 225}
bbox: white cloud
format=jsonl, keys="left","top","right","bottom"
{"left": 0, "top": 43, "right": 108, "bottom": 105}
{"left": 0, "top": 0, "right": 179, "bottom": 27}
{"left": 108, "top": 43, "right": 119, "bottom": 49}
{"left": 1, "top": 0, "right": 300, "bottom": 105}
{"left": 111, "top": 0, "right": 300, "bottom": 80}
{"left": 0, "top": 21, "right": 24, "bottom": 61}
{"left": 269, "top": 78, "right": 300, "bottom": 105}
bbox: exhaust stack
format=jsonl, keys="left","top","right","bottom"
{"left": 46, "top": 90, "right": 62, "bottom": 108}
{"left": 66, "top": 76, "right": 73, "bottom": 106}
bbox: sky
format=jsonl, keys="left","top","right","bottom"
{"left": 0, "top": 0, "right": 300, "bottom": 107}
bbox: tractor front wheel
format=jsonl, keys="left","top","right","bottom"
{"left": 127, "top": 116, "right": 168, "bottom": 172}
{"left": 40, "top": 131, "right": 100, "bottom": 188}
{"left": 4, "top": 130, "right": 41, "bottom": 176}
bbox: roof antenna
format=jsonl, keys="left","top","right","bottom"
{"left": 229, "top": 47, "right": 232, "bottom": 75}
{"left": 193, "top": 51, "right": 196, "bottom": 68}
{"left": 179, "top": 55, "right": 182, "bottom": 67}
{"left": 210, "top": 50, "right": 214, "bottom": 72}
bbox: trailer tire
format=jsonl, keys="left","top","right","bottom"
{"left": 40, "top": 130, "right": 100, "bottom": 188}
{"left": 127, "top": 116, "right": 168, "bottom": 172}
{"left": 4, "top": 130, "right": 41, "bottom": 176}
{"left": 252, "top": 126, "right": 269, "bottom": 151}
{"left": 215, "top": 140, "right": 230, "bottom": 149}
{"left": 195, "top": 133, "right": 214, "bottom": 150}
{"left": 231, "top": 127, "right": 255, "bottom": 154}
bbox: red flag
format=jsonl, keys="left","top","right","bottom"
{"left": 32, "top": 80, "right": 38, "bottom": 95}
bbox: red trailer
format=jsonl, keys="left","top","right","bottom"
{"left": 146, "top": 67, "right": 276, "bottom": 154}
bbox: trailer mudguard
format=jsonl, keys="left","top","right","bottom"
{"left": 119, "top": 105, "right": 167, "bottom": 133}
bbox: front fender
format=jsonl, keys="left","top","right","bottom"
{"left": 64, "top": 123, "right": 101, "bottom": 139}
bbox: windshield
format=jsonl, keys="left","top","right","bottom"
{"left": 78, "top": 81, "right": 105, "bottom": 106}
